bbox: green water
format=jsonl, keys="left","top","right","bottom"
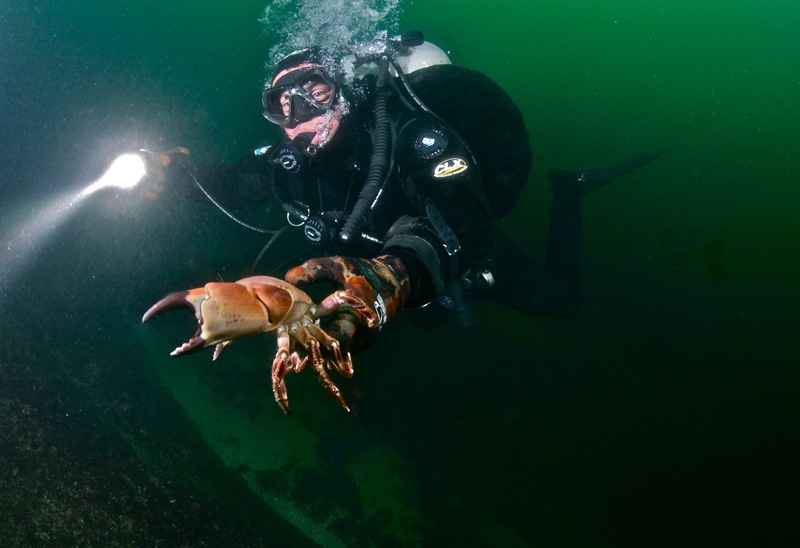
{"left": 1, "top": 0, "right": 799, "bottom": 545}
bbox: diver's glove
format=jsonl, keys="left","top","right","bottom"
{"left": 140, "top": 146, "right": 191, "bottom": 200}
{"left": 285, "top": 255, "right": 411, "bottom": 352}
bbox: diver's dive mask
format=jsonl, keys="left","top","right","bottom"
{"left": 262, "top": 67, "right": 338, "bottom": 127}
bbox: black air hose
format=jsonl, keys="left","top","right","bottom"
{"left": 338, "top": 56, "right": 393, "bottom": 242}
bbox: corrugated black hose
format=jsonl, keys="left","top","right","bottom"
{"left": 338, "top": 56, "right": 392, "bottom": 243}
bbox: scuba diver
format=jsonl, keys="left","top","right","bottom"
{"left": 148, "top": 30, "right": 657, "bottom": 360}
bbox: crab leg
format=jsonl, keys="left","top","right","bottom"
{"left": 306, "top": 323, "right": 354, "bottom": 377}
{"left": 294, "top": 327, "right": 351, "bottom": 413}
{"left": 271, "top": 326, "right": 307, "bottom": 414}
{"left": 317, "top": 291, "right": 379, "bottom": 328}
{"left": 309, "top": 342, "right": 351, "bottom": 414}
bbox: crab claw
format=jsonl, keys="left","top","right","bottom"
{"left": 142, "top": 288, "right": 206, "bottom": 355}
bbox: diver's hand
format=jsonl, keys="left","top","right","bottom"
{"left": 286, "top": 255, "right": 410, "bottom": 352}
{"left": 140, "top": 146, "right": 191, "bottom": 200}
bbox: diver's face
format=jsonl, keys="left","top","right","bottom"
{"left": 272, "top": 65, "right": 343, "bottom": 147}
{"left": 279, "top": 75, "right": 335, "bottom": 117}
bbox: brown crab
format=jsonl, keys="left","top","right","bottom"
{"left": 142, "top": 276, "right": 376, "bottom": 414}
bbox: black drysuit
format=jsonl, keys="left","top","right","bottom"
{"left": 168, "top": 64, "right": 583, "bottom": 322}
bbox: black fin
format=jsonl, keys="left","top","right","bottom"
{"left": 549, "top": 152, "right": 660, "bottom": 199}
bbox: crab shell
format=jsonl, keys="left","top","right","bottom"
{"left": 142, "top": 276, "right": 316, "bottom": 357}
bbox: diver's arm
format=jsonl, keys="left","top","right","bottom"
{"left": 155, "top": 149, "right": 276, "bottom": 210}
{"left": 381, "top": 114, "right": 494, "bottom": 305}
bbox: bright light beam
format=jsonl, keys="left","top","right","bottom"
{"left": 78, "top": 153, "right": 148, "bottom": 197}
{"left": 0, "top": 153, "right": 149, "bottom": 297}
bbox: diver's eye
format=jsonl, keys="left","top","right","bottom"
{"left": 279, "top": 92, "right": 291, "bottom": 114}
{"left": 302, "top": 79, "right": 334, "bottom": 105}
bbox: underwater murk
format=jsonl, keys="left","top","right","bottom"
{"left": 1, "top": 0, "right": 798, "bottom": 545}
